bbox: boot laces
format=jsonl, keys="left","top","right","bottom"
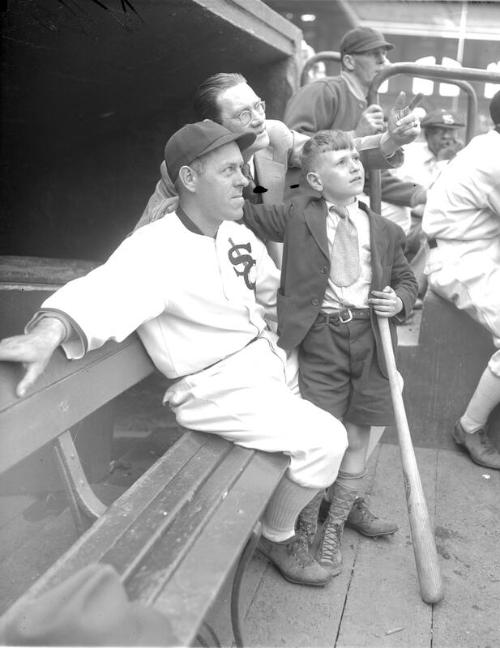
{"left": 353, "top": 497, "right": 378, "bottom": 522}
{"left": 319, "top": 521, "right": 341, "bottom": 563}
{"left": 288, "top": 533, "right": 314, "bottom": 567}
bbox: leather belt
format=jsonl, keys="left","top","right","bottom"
{"left": 317, "top": 308, "right": 371, "bottom": 325}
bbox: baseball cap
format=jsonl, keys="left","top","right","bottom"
{"left": 340, "top": 27, "right": 394, "bottom": 56}
{"left": 165, "top": 120, "right": 256, "bottom": 180}
{"left": 421, "top": 109, "right": 464, "bottom": 129}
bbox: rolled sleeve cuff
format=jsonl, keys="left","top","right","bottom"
{"left": 26, "top": 309, "right": 88, "bottom": 359}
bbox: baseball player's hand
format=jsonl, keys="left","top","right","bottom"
{"left": 386, "top": 91, "right": 422, "bottom": 146}
{"left": 355, "top": 104, "right": 385, "bottom": 136}
{"left": 436, "top": 138, "right": 463, "bottom": 161}
{"left": 0, "top": 318, "right": 65, "bottom": 397}
{"left": 368, "top": 286, "right": 403, "bottom": 318}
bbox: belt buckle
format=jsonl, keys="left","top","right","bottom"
{"left": 338, "top": 308, "right": 353, "bottom": 323}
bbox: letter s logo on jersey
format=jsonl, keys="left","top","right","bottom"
{"left": 228, "top": 238, "right": 256, "bottom": 291}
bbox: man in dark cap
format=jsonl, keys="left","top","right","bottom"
{"left": 422, "top": 90, "right": 500, "bottom": 470}
{"left": 283, "top": 26, "right": 426, "bottom": 212}
{"left": 284, "top": 27, "right": 395, "bottom": 138}
{"left": 0, "top": 120, "right": 350, "bottom": 588}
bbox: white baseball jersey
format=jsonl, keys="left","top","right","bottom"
{"left": 422, "top": 129, "right": 500, "bottom": 373}
{"left": 422, "top": 130, "right": 500, "bottom": 246}
{"left": 37, "top": 210, "right": 347, "bottom": 490}
{"left": 41, "top": 211, "right": 281, "bottom": 379}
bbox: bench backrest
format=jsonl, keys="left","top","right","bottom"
{"left": 0, "top": 335, "right": 155, "bottom": 475}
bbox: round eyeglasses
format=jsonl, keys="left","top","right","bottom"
{"left": 233, "top": 100, "right": 266, "bottom": 126}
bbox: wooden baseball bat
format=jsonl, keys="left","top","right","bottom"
{"left": 377, "top": 315, "right": 444, "bottom": 605}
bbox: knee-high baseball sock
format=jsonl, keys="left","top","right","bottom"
{"left": 461, "top": 367, "right": 500, "bottom": 433}
{"left": 262, "top": 476, "right": 319, "bottom": 543}
{"left": 326, "top": 470, "right": 366, "bottom": 513}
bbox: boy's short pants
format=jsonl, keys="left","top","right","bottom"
{"left": 298, "top": 313, "right": 394, "bottom": 427}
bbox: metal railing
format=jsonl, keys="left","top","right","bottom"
{"left": 367, "top": 63, "right": 500, "bottom": 211}
{"left": 300, "top": 51, "right": 341, "bottom": 86}
{"left": 300, "top": 54, "right": 500, "bottom": 211}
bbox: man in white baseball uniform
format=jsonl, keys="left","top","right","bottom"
{"left": 422, "top": 90, "right": 500, "bottom": 469}
{"left": 0, "top": 120, "right": 348, "bottom": 586}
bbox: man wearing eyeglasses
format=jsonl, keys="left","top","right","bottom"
{"left": 135, "top": 72, "right": 420, "bottom": 267}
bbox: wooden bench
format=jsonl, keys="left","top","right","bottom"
{"left": 397, "top": 289, "right": 500, "bottom": 450}
{"left": 0, "top": 265, "right": 289, "bottom": 646}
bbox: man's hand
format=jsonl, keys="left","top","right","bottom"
{"left": 134, "top": 196, "right": 179, "bottom": 232}
{"left": 0, "top": 318, "right": 66, "bottom": 397}
{"left": 436, "top": 138, "right": 463, "bottom": 161}
{"left": 368, "top": 286, "right": 403, "bottom": 318}
{"left": 386, "top": 91, "right": 422, "bottom": 146}
{"left": 152, "top": 196, "right": 179, "bottom": 220}
{"left": 355, "top": 104, "right": 385, "bottom": 136}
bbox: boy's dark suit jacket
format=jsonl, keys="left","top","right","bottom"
{"left": 243, "top": 197, "right": 418, "bottom": 377}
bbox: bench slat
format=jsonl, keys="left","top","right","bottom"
{"left": 0, "top": 336, "right": 154, "bottom": 474}
{"left": 0, "top": 431, "right": 288, "bottom": 647}
{"left": 144, "top": 450, "right": 288, "bottom": 646}
{"left": 100, "top": 440, "right": 250, "bottom": 579}
{"left": 121, "top": 443, "right": 263, "bottom": 588}
{"left": 0, "top": 432, "right": 211, "bottom": 609}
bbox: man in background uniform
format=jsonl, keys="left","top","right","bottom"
{"left": 422, "top": 91, "right": 500, "bottom": 469}
{"left": 283, "top": 26, "right": 426, "bottom": 213}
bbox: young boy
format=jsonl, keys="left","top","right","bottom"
{"left": 243, "top": 130, "right": 418, "bottom": 578}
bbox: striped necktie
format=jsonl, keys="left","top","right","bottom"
{"left": 241, "top": 163, "right": 259, "bottom": 203}
{"left": 329, "top": 204, "right": 360, "bottom": 287}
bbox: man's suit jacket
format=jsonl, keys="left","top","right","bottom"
{"left": 243, "top": 198, "right": 418, "bottom": 377}
{"left": 134, "top": 119, "right": 401, "bottom": 234}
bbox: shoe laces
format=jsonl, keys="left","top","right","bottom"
{"left": 353, "top": 497, "right": 378, "bottom": 522}
{"left": 318, "top": 521, "right": 341, "bottom": 562}
{"left": 288, "top": 534, "right": 315, "bottom": 567}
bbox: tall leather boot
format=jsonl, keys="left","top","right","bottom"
{"left": 296, "top": 491, "right": 324, "bottom": 546}
{"left": 316, "top": 480, "right": 359, "bottom": 577}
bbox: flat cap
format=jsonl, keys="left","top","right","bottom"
{"left": 340, "top": 27, "right": 394, "bottom": 55}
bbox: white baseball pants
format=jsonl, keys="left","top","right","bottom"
{"left": 164, "top": 335, "right": 347, "bottom": 489}
{"left": 426, "top": 239, "right": 500, "bottom": 376}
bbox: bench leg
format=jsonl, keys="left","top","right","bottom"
{"left": 54, "top": 428, "right": 107, "bottom": 534}
{"left": 230, "top": 521, "right": 262, "bottom": 648}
